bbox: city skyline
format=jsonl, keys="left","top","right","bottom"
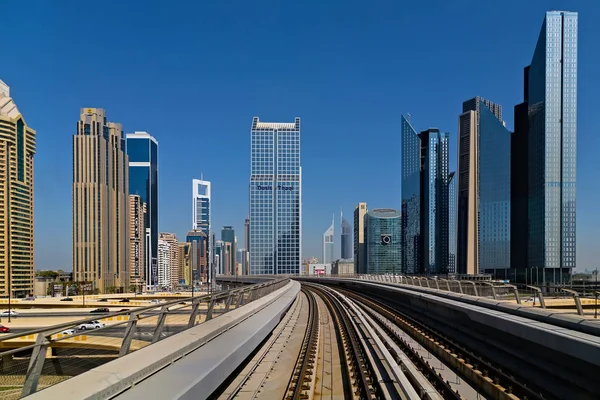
{"left": 4, "top": 2, "right": 596, "bottom": 272}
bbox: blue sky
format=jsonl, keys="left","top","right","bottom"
{"left": 3, "top": 0, "right": 599, "bottom": 271}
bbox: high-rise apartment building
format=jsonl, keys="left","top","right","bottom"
{"left": 457, "top": 97, "right": 511, "bottom": 276}
{"left": 322, "top": 216, "right": 334, "bottom": 264}
{"left": 366, "top": 209, "right": 402, "bottom": 274}
{"left": 401, "top": 115, "right": 421, "bottom": 274}
{"left": 73, "top": 108, "right": 129, "bottom": 293}
{"left": 177, "top": 242, "right": 191, "bottom": 285}
{"left": 353, "top": 202, "right": 368, "bottom": 274}
{"left": 0, "top": 80, "right": 36, "bottom": 297}
{"left": 448, "top": 172, "right": 457, "bottom": 273}
{"left": 513, "top": 11, "right": 578, "bottom": 284}
{"left": 249, "top": 117, "right": 301, "bottom": 275}
{"left": 340, "top": 209, "right": 353, "bottom": 260}
{"left": 186, "top": 230, "right": 208, "bottom": 283}
{"left": 158, "top": 233, "right": 178, "bottom": 289}
{"left": 126, "top": 131, "right": 158, "bottom": 289}
{"left": 128, "top": 195, "right": 146, "bottom": 290}
{"left": 420, "top": 129, "right": 450, "bottom": 274}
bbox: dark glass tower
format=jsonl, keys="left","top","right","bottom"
{"left": 366, "top": 209, "right": 402, "bottom": 274}
{"left": 448, "top": 172, "right": 456, "bottom": 273}
{"left": 127, "top": 132, "right": 158, "bottom": 288}
{"left": 401, "top": 115, "right": 421, "bottom": 274}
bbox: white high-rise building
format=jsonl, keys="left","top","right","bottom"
{"left": 158, "top": 233, "right": 178, "bottom": 289}
{"left": 193, "top": 179, "right": 211, "bottom": 283}
{"left": 323, "top": 215, "right": 334, "bottom": 264}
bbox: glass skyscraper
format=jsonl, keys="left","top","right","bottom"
{"left": 401, "top": 115, "right": 421, "bottom": 274}
{"left": 340, "top": 209, "right": 353, "bottom": 260}
{"left": 126, "top": 131, "right": 158, "bottom": 288}
{"left": 448, "top": 172, "right": 456, "bottom": 273}
{"left": 419, "top": 129, "right": 450, "bottom": 274}
{"left": 366, "top": 209, "right": 402, "bottom": 274}
{"left": 322, "top": 216, "right": 334, "bottom": 264}
{"left": 249, "top": 117, "right": 301, "bottom": 275}
{"left": 518, "top": 11, "right": 577, "bottom": 283}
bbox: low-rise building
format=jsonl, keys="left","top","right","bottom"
{"left": 332, "top": 259, "right": 355, "bottom": 275}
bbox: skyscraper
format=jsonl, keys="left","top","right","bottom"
{"left": 457, "top": 97, "right": 511, "bottom": 276}
{"left": 0, "top": 80, "right": 36, "bottom": 297}
{"left": 340, "top": 209, "right": 353, "bottom": 259}
{"left": 401, "top": 115, "right": 421, "bottom": 274}
{"left": 420, "top": 129, "right": 450, "bottom": 274}
{"left": 192, "top": 179, "right": 211, "bottom": 284}
{"left": 322, "top": 216, "right": 334, "bottom": 264}
{"left": 221, "top": 226, "right": 236, "bottom": 275}
{"left": 365, "top": 209, "right": 402, "bottom": 274}
{"left": 177, "top": 242, "right": 191, "bottom": 285}
{"left": 353, "top": 202, "right": 368, "bottom": 274}
{"left": 158, "top": 233, "right": 178, "bottom": 289}
{"left": 73, "top": 108, "right": 129, "bottom": 293}
{"left": 186, "top": 230, "right": 208, "bottom": 283}
{"left": 249, "top": 117, "right": 301, "bottom": 275}
{"left": 126, "top": 131, "right": 158, "bottom": 289}
{"left": 214, "top": 239, "right": 224, "bottom": 275}
{"left": 448, "top": 172, "right": 457, "bottom": 273}
{"left": 515, "top": 11, "right": 577, "bottom": 284}
{"left": 128, "top": 195, "right": 146, "bottom": 290}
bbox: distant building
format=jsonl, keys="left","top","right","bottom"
{"left": 353, "top": 202, "right": 368, "bottom": 274}
{"left": 192, "top": 179, "right": 211, "bottom": 282}
{"left": 186, "top": 230, "right": 208, "bottom": 283}
{"left": 237, "top": 248, "right": 249, "bottom": 275}
{"left": 222, "top": 226, "right": 236, "bottom": 275}
{"left": 128, "top": 195, "right": 146, "bottom": 290}
{"left": 401, "top": 115, "right": 421, "bottom": 275}
{"left": 366, "top": 209, "right": 402, "bottom": 274}
{"left": 158, "top": 233, "right": 178, "bottom": 289}
{"left": 340, "top": 209, "right": 353, "bottom": 259}
{"left": 322, "top": 216, "right": 334, "bottom": 264}
{"left": 177, "top": 242, "right": 191, "bottom": 285}
{"left": 73, "top": 108, "right": 129, "bottom": 293}
{"left": 0, "top": 80, "right": 36, "bottom": 297}
{"left": 308, "top": 263, "right": 331, "bottom": 276}
{"left": 249, "top": 116, "right": 301, "bottom": 275}
{"left": 127, "top": 131, "right": 158, "bottom": 289}
{"left": 214, "top": 240, "right": 224, "bottom": 275}
{"left": 332, "top": 259, "right": 354, "bottom": 275}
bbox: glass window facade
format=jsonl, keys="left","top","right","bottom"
{"left": 528, "top": 11, "right": 577, "bottom": 282}
{"left": 401, "top": 115, "right": 421, "bottom": 274}
{"left": 366, "top": 209, "right": 402, "bottom": 274}
{"left": 448, "top": 172, "right": 456, "bottom": 273}
{"left": 249, "top": 117, "right": 301, "bottom": 275}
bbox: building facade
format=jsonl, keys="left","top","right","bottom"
{"left": 158, "top": 233, "right": 178, "bottom": 289}
{"left": 237, "top": 248, "right": 249, "bottom": 275}
{"left": 457, "top": 97, "right": 510, "bottom": 276}
{"left": 244, "top": 217, "right": 250, "bottom": 270}
{"left": 177, "top": 242, "right": 191, "bottom": 285}
{"left": 128, "top": 195, "right": 146, "bottom": 290}
{"left": 73, "top": 108, "right": 129, "bottom": 293}
{"left": 448, "top": 172, "right": 457, "bottom": 273}
{"left": 322, "top": 216, "right": 334, "bottom": 264}
{"left": 518, "top": 11, "right": 577, "bottom": 284}
{"left": 332, "top": 259, "right": 355, "bottom": 275}
{"left": 353, "top": 202, "right": 368, "bottom": 274}
{"left": 340, "top": 210, "right": 352, "bottom": 259}
{"left": 249, "top": 117, "right": 301, "bottom": 274}
{"left": 420, "top": 129, "right": 450, "bottom": 274}
{"left": 186, "top": 230, "right": 208, "bottom": 283}
{"left": 401, "top": 115, "right": 421, "bottom": 274}
{"left": 192, "top": 179, "right": 211, "bottom": 284}
{"left": 221, "top": 226, "right": 236, "bottom": 275}
{"left": 366, "top": 209, "right": 402, "bottom": 274}
{"left": 0, "top": 80, "right": 36, "bottom": 297}
{"left": 214, "top": 239, "right": 224, "bottom": 275}
{"left": 126, "top": 131, "right": 158, "bottom": 289}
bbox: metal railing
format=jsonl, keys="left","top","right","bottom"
{"left": 0, "top": 278, "right": 288, "bottom": 399}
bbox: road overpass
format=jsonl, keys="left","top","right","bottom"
{"left": 2, "top": 275, "right": 599, "bottom": 399}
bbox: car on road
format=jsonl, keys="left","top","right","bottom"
{"left": 0, "top": 325, "right": 10, "bottom": 333}
{"left": 150, "top": 299, "right": 161, "bottom": 304}
{"left": 0, "top": 310, "right": 18, "bottom": 317}
{"left": 77, "top": 321, "right": 105, "bottom": 330}
{"left": 118, "top": 308, "right": 130, "bottom": 312}
{"left": 119, "top": 298, "right": 130, "bottom": 303}
{"left": 61, "top": 329, "right": 76, "bottom": 335}
{"left": 90, "top": 308, "right": 110, "bottom": 313}
{"left": 97, "top": 298, "right": 108, "bottom": 302}
{"left": 23, "top": 297, "right": 35, "bottom": 301}
{"left": 61, "top": 297, "right": 74, "bottom": 301}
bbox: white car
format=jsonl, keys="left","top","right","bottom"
{"left": 77, "top": 321, "right": 105, "bottom": 330}
{"left": 61, "top": 329, "right": 76, "bottom": 335}
{"left": 0, "top": 310, "right": 18, "bottom": 316}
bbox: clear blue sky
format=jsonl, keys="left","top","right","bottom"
{"left": 3, "top": 0, "right": 599, "bottom": 271}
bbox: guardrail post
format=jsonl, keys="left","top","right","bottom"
{"left": 505, "top": 285, "right": 521, "bottom": 304}
{"left": 481, "top": 282, "right": 497, "bottom": 299}
{"left": 224, "top": 292, "right": 234, "bottom": 312}
{"left": 187, "top": 297, "right": 204, "bottom": 328}
{"left": 236, "top": 290, "right": 246, "bottom": 307}
{"left": 451, "top": 280, "right": 463, "bottom": 294}
{"left": 151, "top": 305, "right": 170, "bottom": 344}
{"left": 526, "top": 285, "right": 546, "bottom": 308}
{"left": 120, "top": 312, "right": 141, "bottom": 356}
{"left": 205, "top": 296, "right": 216, "bottom": 321}
{"left": 561, "top": 289, "right": 584, "bottom": 316}
{"left": 434, "top": 279, "right": 440, "bottom": 290}
{"left": 424, "top": 278, "right": 431, "bottom": 288}
{"left": 21, "top": 333, "right": 49, "bottom": 397}
{"left": 462, "top": 281, "right": 478, "bottom": 296}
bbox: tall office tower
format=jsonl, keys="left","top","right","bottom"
{"left": 366, "top": 209, "right": 402, "bottom": 274}
{"left": 192, "top": 179, "right": 211, "bottom": 283}
{"left": 177, "top": 242, "right": 191, "bottom": 285}
{"left": 457, "top": 97, "right": 511, "bottom": 276}
{"left": 340, "top": 209, "right": 353, "bottom": 259}
{"left": 0, "top": 80, "right": 36, "bottom": 297}
{"left": 514, "top": 11, "right": 577, "bottom": 284}
{"left": 186, "top": 230, "right": 208, "bottom": 283}
{"left": 214, "top": 239, "right": 224, "bottom": 275}
{"left": 419, "top": 129, "right": 450, "bottom": 275}
{"left": 127, "top": 131, "right": 158, "bottom": 289}
{"left": 322, "top": 216, "right": 334, "bottom": 264}
{"left": 128, "top": 195, "right": 146, "bottom": 290}
{"left": 237, "top": 248, "right": 248, "bottom": 275}
{"left": 73, "top": 108, "right": 129, "bottom": 293}
{"left": 401, "top": 115, "right": 421, "bottom": 274}
{"left": 249, "top": 117, "right": 301, "bottom": 275}
{"left": 353, "top": 202, "right": 368, "bottom": 274}
{"left": 448, "top": 172, "right": 457, "bottom": 273}
{"left": 244, "top": 218, "right": 250, "bottom": 269}
{"left": 221, "top": 226, "right": 236, "bottom": 275}
{"left": 158, "top": 233, "right": 178, "bottom": 289}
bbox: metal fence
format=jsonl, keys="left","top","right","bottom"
{"left": 0, "top": 278, "right": 288, "bottom": 399}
